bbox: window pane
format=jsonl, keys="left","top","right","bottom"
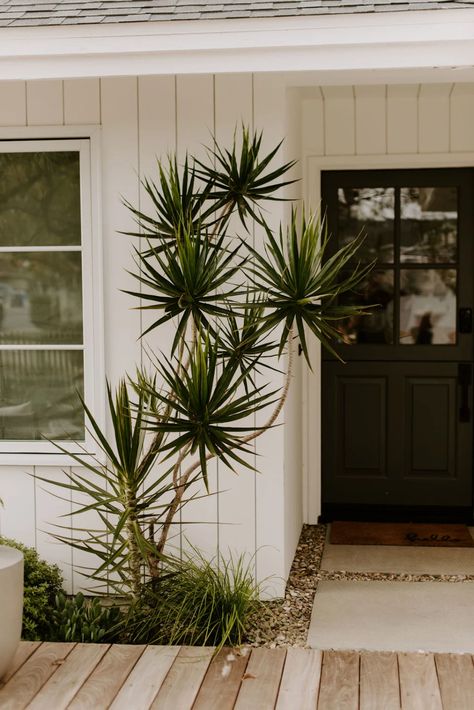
{"left": 338, "top": 270, "right": 394, "bottom": 345}
{"left": 0, "top": 253, "right": 83, "bottom": 344}
{"left": 338, "top": 187, "right": 395, "bottom": 263}
{"left": 0, "top": 152, "right": 81, "bottom": 247}
{"left": 400, "top": 187, "right": 457, "bottom": 263}
{"left": 400, "top": 269, "right": 456, "bottom": 345}
{"left": 0, "top": 350, "right": 84, "bottom": 440}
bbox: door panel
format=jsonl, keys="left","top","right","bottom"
{"left": 321, "top": 168, "right": 474, "bottom": 519}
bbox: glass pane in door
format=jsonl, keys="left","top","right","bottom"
{"left": 399, "top": 269, "right": 457, "bottom": 345}
{"left": 338, "top": 270, "right": 394, "bottom": 345}
{"left": 338, "top": 187, "right": 395, "bottom": 263}
{"left": 400, "top": 187, "right": 457, "bottom": 263}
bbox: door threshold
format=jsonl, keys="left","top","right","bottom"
{"left": 319, "top": 504, "right": 474, "bottom": 525}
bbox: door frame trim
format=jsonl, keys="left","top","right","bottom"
{"left": 302, "top": 151, "right": 474, "bottom": 524}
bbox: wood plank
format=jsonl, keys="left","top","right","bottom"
{"left": 0, "top": 81, "right": 26, "bottom": 126}
{"left": 0, "top": 642, "right": 75, "bottom": 710}
{"left": 151, "top": 645, "right": 214, "bottom": 709}
{"left": 234, "top": 647, "right": 286, "bottom": 710}
{"left": 355, "top": 85, "right": 386, "bottom": 155}
{"left": 322, "top": 86, "right": 355, "bottom": 156}
{"left": 28, "top": 643, "right": 109, "bottom": 710}
{"left": 110, "top": 645, "right": 180, "bottom": 710}
{"left": 360, "top": 651, "right": 400, "bottom": 710}
{"left": 193, "top": 647, "right": 250, "bottom": 710}
{"left": 100, "top": 75, "right": 141, "bottom": 385}
{"left": 64, "top": 78, "right": 100, "bottom": 125}
{"left": 387, "top": 85, "right": 418, "bottom": 154}
{"left": 0, "top": 467, "right": 36, "bottom": 546}
{"left": 450, "top": 83, "right": 474, "bottom": 152}
{"left": 418, "top": 84, "right": 451, "bottom": 154}
{"left": 318, "top": 651, "right": 359, "bottom": 710}
{"left": 0, "top": 642, "right": 42, "bottom": 687}
{"left": 68, "top": 644, "right": 146, "bottom": 710}
{"left": 175, "top": 72, "right": 218, "bottom": 562}
{"left": 398, "top": 652, "right": 442, "bottom": 710}
{"left": 435, "top": 653, "right": 474, "bottom": 710}
{"left": 276, "top": 648, "right": 322, "bottom": 710}
{"left": 35, "top": 466, "right": 73, "bottom": 594}
{"left": 302, "top": 88, "right": 325, "bottom": 157}
{"left": 26, "top": 80, "right": 63, "bottom": 126}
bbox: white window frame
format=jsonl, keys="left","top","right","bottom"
{"left": 0, "top": 131, "right": 104, "bottom": 464}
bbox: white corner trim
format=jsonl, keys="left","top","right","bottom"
{"left": 0, "top": 9, "right": 474, "bottom": 80}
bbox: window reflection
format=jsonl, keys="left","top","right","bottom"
{"left": 0, "top": 350, "right": 84, "bottom": 440}
{"left": 338, "top": 270, "right": 394, "bottom": 345}
{"left": 337, "top": 188, "right": 395, "bottom": 263}
{"left": 0, "top": 253, "right": 83, "bottom": 344}
{"left": 400, "top": 269, "right": 456, "bottom": 345}
{"left": 0, "top": 152, "right": 81, "bottom": 247}
{"left": 400, "top": 187, "right": 457, "bottom": 263}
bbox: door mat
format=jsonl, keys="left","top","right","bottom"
{"left": 330, "top": 521, "right": 474, "bottom": 547}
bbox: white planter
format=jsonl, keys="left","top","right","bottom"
{"left": 0, "top": 546, "right": 23, "bottom": 680}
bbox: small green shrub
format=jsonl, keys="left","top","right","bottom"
{"left": 125, "top": 550, "right": 259, "bottom": 651}
{"left": 0, "top": 536, "right": 64, "bottom": 641}
{"left": 51, "top": 592, "right": 124, "bottom": 643}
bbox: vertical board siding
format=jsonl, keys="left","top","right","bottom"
{"left": 253, "top": 73, "right": 287, "bottom": 596}
{"left": 301, "top": 88, "right": 325, "bottom": 158}
{"left": 35, "top": 467, "right": 73, "bottom": 594}
{"left": 214, "top": 73, "right": 257, "bottom": 562}
{"left": 450, "top": 83, "right": 474, "bottom": 152}
{"left": 0, "top": 468, "right": 36, "bottom": 547}
{"left": 26, "top": 80, "right": 64, "bottom": 126}
{"left": 355, "top": 85, "right": 386, "bottom": 155}
{"left": 387, "top": 84, "right": 419, "bottom": 154}
{"left": 322, "top": 86, "right": 355, "bottom": 156}
{"left": 0, "top": 81, "right": 26, "bottom": 126}
{"left": 418, "top": 84, "right": 451, "bottom": 154}
{"left": 175, "top": 74, "right": 219, "bottom": 561}
{"left": 64, "top": 79, "right": 100, "bottom": 125}
{"left": 303, "top": 82, "right": 474, "bottom": 159}
{"left": 100, "top": 76, "right": 141, "bottom": 386}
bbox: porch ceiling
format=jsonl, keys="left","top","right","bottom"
{"left": 0, "top": 8, "right": 473, "bottom": 81}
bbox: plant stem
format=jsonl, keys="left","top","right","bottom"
{"left": 125, "top": 489, "right": 143, "bottom": 599}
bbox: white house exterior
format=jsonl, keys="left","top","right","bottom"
{"left": 0, "top": 0, "right": 474, "bottom": 597}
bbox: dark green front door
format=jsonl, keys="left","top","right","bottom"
{"left": 321, "top": 168, "right": 474, "bottom": 521}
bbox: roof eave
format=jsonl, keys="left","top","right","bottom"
{"left": 0, "top": 8, "right": 474, "bottom": 81}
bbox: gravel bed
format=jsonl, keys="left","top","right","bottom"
{"left": 245, "top": 523, "right": 474, "bottom": 648}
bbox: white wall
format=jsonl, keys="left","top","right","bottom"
{"left": 301, "top": 82, "right": 474, "bottom": 524}
{"left": 0, "top": 74, "right": 300, "bottom": 597}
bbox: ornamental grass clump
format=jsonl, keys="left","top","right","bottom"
{"left": 124, "top": 549, "right": 259, "bottom": 651}
{"left": 42, "top": 126, "right": 369, "bottom": 635}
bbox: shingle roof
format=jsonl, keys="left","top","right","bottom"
{"left": 0, "top": 0, "right": 472, "bottom": 26}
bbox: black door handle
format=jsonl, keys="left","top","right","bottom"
{"left": 458, "top": 363, "right": 472, "bottom": 422}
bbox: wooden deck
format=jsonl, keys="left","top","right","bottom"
{"left": 1, "top": 642, "right": 474, "bottom": 709}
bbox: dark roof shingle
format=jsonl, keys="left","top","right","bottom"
{"left": 0, "top": 0, "right": 472, "bottom": 26}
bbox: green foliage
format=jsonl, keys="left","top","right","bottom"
{"left": 51, "top": 592, "right": 123, "bottom": 643}
{"left": 38, "top": 380, "right": 181, "bottom": 598}
{"left": 143, "top": 336, "right": 277, "bottom": 488}
{"left": 246, "top": 209, "right": 372, "bottom": 364}
{"left": 43, "top": 125, "right": 370, "bottom": 626}
{"left": 0, "top": 536, "right": 64, "bottom": 641}
{"left": 124, "top": 550, "right": 259, "bottom": 651}
{"left": 195, "top": 127, "right": 296, "bottom": 225}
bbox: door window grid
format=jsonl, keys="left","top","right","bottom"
{"left": 336, "top": 185, "right": 459, "bottom": 347}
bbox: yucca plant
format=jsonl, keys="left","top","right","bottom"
{"left": 45, "top": 126, "right": 370, "bottom": 609}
